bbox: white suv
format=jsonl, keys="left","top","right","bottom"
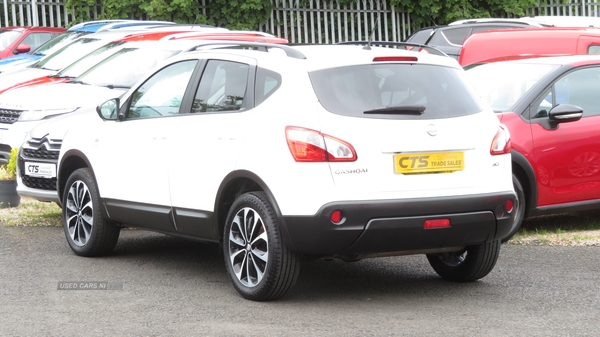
{"left": 31, "top": 43, "right": 516, "bottom": 300}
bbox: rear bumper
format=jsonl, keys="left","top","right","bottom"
{"left": 281, "top": 191, "right": 516, "bottom": 256}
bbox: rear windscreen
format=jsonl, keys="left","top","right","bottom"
{"left": 309, "top": 63, "right": 485, "bottom": 119}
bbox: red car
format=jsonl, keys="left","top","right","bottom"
{"left": 466, "top": 55, "right": 600, "bottom": 240}
{"left": 459, "top": 27, "right": 600, "bottom": 67}
{"left": 0, "top": 26, "right": 66, "bottom": 59}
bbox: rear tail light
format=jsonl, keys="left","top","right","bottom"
{"left": 490, "top": 124, "right": 511, "bottom": 155}
{"left": 285, "top": 126, "right": 357, "bottom": 162}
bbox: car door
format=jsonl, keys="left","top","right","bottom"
{"left": 166, "top": 56, "right": 255, "bottom": 239}
{"left": 94, "top": 59, "right": 200, "bottom": 231}
{"left": 529, "top": 66, "right": 600, "bottom": 206}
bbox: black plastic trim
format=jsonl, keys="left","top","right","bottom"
{"left": 172, "top": 207, "right": 218, "bottom": 242}
{"left": 103, "top": 198, "right": 176, "bottom": 233}
{"left": 282, "top": 191, "right": 516, "bottom": 255}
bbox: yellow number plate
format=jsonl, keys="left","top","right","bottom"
{"left": 394, "top": 152, "right": 464, "bottom": 174}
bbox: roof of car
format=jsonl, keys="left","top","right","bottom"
{"left": 467, "top": 26, "right": 600, "bottom": 36}
{"left": 449, "top": 18, "right": 547, "bottom": 27}
{"left": 0, "top": 26, "right": 66, "bottom": 33}
{"left": 178, "top": 43, "right": 461, "bottom": 71}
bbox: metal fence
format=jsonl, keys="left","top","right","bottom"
{"left": 258, "top": 0, "right": 412, "bottom": 44}
{"left": 3, "top": 0, "right": 600, "bottom": 42}
{"left": 526, "top": 0, "right": 600, "bottom": 17}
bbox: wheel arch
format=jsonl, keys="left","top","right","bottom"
{"left": 511, "top": 150, "right": 538, "bottom": 218}
{"left": 57, "top": 149, "right": 93, "bottom": 205}
{"left": 214, "top": 170, "right": 295, "bottom": 251}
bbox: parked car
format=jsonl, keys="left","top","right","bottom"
{"left": 23, "top": 43, "right": 515, "bottom": 300}
{"left": 465, "top": 55, "right": 600, "bottom": 240}
{"left": 449, "top": 16, "right": 600, "bottom": 27}
{"left": 0, "top": 20, "right": 175, "bottom": 74}
{"left": 0, "top": 26, "right": 65, "bottom": 59}
{"left": 404, "top": 21, "right": 543, "bottom": 59}
{"left": 459, "top": 27, "right": 600, "bottom": 67}
{"left": 1, "top": 30, "right": 287, "bottom": 166}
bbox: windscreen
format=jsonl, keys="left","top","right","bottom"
{"left": 465, "top": 62, "right": 558, "bottom": 112}
{"left": 56, "top": 41, "right": 126, "bottom": 78}
{"left": 75, "top": 47, "right": 180, "bottom": 88}
{"left": 33, "top": 37, "right": 106, "bottom": 71}
{"left": 31, "top": 31, "right": 90, "bottom": 56}
{"left": 309, "top": 63, "right": 485, "bottom": 119}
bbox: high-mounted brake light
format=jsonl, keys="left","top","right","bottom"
{"left": 490, "top": 124, "right": 511, "bottom": 155}
{"left": 373, "top": 56, "right": 418, "bottom": 62}
{"left": 285, "top": 126, "right": 357, "bottom": 162}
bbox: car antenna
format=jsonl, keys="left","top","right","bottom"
{"left": 363, "top": 17, "right": 379, "bottom": 50}
{"left": 426, "top": 13, "right": 438, "bottom": 26}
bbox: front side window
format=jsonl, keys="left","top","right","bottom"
{"left": 466, "top": 62, "right": 558, "bottom": 113}
{"left": 20, "top": 33, "right": 54, "bottom": 50}
{"left": 192, "top": 60, "right": 250, "bottom": 113}
{"left": 532, "top": 67, "right": 600, "bottom": 118}
{"left": 128, "top": 60, "right": 198, "bottom": 119}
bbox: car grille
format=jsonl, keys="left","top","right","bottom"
{"left": 19, "top": 135, "right": 62, "bottom": 191}
{"left": 0, "top": 108, "right": 24, "bottom": 124}
{"left": 20, "top": 175, "right": 57, "bottom": 191}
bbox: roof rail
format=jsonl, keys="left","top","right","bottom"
{"left": 336, "top": 41, "right": 448, "bottom": 57}
{"left": 187, "top": 41, "right": 306, "bottom": 59}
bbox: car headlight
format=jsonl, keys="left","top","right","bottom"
{"left": 19, "top": 107, "right": 79, "bottom": 121}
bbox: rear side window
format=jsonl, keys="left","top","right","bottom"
{"left": 431, "top": 28, "right": 470, "bottom": 46}
{"left": 588, "top": 45, "right": 600, "bottom": 54}
{"left": 192, "top": 60, "right": 250, "bottom": 113}
{"left": 405, "top": 29, "right": 434, "bottom": 44}
{"left": 309, "top": 63, "right": 485, "bottom": 119}
{"left": 255, "top": 67, "right": 281, "bottom": 106}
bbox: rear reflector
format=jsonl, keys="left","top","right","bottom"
{"left": 424, "top": 219, "right": 451, "bottom": 229}
{"left": 373, "top": 56, "right": 418, "bottom": 62}
{"left": 506, "top": 199, "right": 514, "bottom": 213}
{"left": 330, "top": 210, "right": 344, "bottom": 224}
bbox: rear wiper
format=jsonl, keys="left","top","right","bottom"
{"left": 67, "top": 80, "right": 90, "bottom": 85}
{"left": 104, "top": 84, "right": 130, "bottom": 89}
{"left": 48, "top": 74, "right": 75, "bottom": 79}
{"left": 364, "top": 105, "right": 425, "bottom": 115}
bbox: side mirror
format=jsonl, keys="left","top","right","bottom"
{"left": 96, "top": 98, "right": 120, "bottom": 120}
{"left": 14, "top": 44, "right": 30, "bottom": 54}
{"left": 548, "top": 104, "right": 583, "bottom": 123}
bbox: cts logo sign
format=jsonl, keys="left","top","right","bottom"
{"left": 28, "top": 165, "right": 40, "bottom": 174}
{"left": 398, "top": 156, "right": 429, "bottom": 169}
{"left": 393, "top": 152, "right": 464, "bottom": 174}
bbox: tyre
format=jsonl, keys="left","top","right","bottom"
{"left": 223, "top": 192, "right": 301, "bottom": 301}
{"left": 501, "top": 174, "right": 526, "bottom": 243}
{"left": 62, "top": 168, "right": 120, "bottom": 257}
{"left": 426, "top": 240, "right": 500, "bottom": 282}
